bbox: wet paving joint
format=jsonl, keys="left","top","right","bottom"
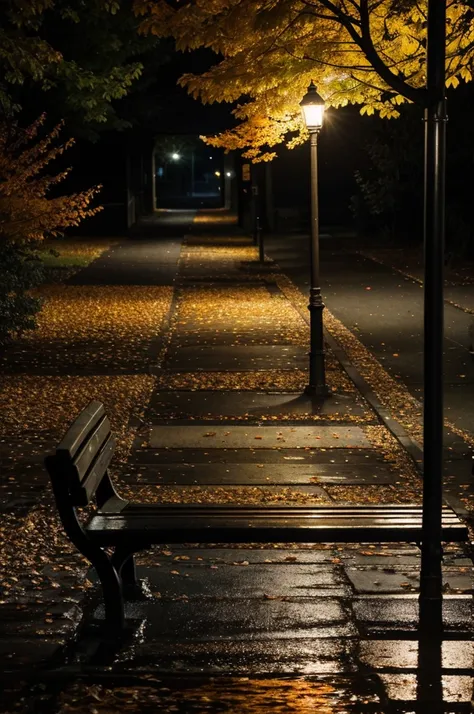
{"left": 1, "top": 223, "right": 473, "bottom": 711}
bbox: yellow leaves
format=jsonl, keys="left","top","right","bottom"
{"left": 136, "top": 0, "right": 474, "bottom": 160}
{"left": 0, "top": 115, "right": 102, "bottom": 245}
{"left": 446, "top": 74, "right": 460, "bottom": 88}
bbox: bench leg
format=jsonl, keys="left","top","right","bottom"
{"left": 45, "top": 481, "right": 125, "bottom": 631}
{"left": 91, "top": 550, "right": 125, "bottom": 631}
{"left": 112, "top": 548, "right": 146, "bottom": 600}
{"left": 121, "top": 554, "right": 137, "bottom": 588}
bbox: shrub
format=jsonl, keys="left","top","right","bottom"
{"left": 0, "top": 115, "right": 101, "bottom": 345}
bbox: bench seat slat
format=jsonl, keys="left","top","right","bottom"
{"left": 87, "top": 524, "right": 467, "bottom": 545}
{"left": 87, "top": 504, "right": 467, "bottom": 544}
{"left": 107, "top": 504, "right": 450, "bottom": 514}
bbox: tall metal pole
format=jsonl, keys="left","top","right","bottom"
{"left": 256, "top": 213, "right": 264, "bottom": 262}
{"left": 305, "top": 130, "right": 330, "bottom": 397}
{"left": 420, "top": 0, "right": 447, "bottom": 629}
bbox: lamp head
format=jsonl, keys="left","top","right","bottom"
{"left": 300, "top": 82, "right": 325, "bottom": 131}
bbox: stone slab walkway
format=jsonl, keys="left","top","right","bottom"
{"left": 1, "top": 217, "right": 473, "bottom": 713}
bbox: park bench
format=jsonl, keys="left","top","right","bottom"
{"left": 45, "top": 401, "right": 468, "bottom": 630}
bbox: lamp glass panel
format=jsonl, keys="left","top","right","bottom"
{"left": 302, "top": 103, "right": 324, "bottom": 129}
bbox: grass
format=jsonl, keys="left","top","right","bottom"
{"left": 39, "top": 237, "right": 121, "bottom": 268}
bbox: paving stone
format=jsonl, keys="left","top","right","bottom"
{"left": 148, "top": 425, "right": 371, "bottom": 450}
{"left": 132, "top": 462, "right": 396, "bottom": 486}
{"left": 343, "top": 552, "right": 421, "bottom": 566}
{"left": 138, "top": 547, "right": 337, "bottom": 565}
{"left": 346, "top": 568, "right": 473, "bottom": 594}
{"left": 138, "top": 563, "right": 346, "bottom": 598}
{"left": 125, "top": 482, "right": 330, "bottom": 501}
{"left": 359, "top": 639, "right": 474, "bottom": 670}
{"left": 173, "top": 330, "right": 301, "bottom": 347}
{"left": 0, "top": 639, "right": 66, "bottom": 669}
{"left": 93, "top": 598, "right": 352, "bottom": 639}
{"left": 185, "top": 236, "right": 254, "bottom": 246}
{"left": 377, "top": 673, "right": 474, "bottom": 704}
{"left": 353, "top": 596, "right": 472, "bottom": 630}
{"left": 165, "top": 345, "right": 308, "bottom": 371}
{"left": 0, "top": 603, "right": 81, "bottom": 636}
{"left": 170, "top": 330, "right": 294, "bottom": 352}
{"left": 175, "top": 318, "right": 300, "bottom": 332}
{"left": 133, "top": 447, "right": 387, "bottom": 465}
{"left": 0, "top": 464, "right": 49, "bottom": 511}
{"left": 112, "top": 638, "right": 358, "bottom": 674}
{"left": 147, "top": 391, "right": 368, "bottom": 419}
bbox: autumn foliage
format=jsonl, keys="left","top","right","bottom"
{"left": 0, "top": 115, "right": 102, "bottom": 244}
{"left": 0, "top": 115, "right": 102, "bottom": 344}
{"left": 135, "top": 0, "right": 474, "bottom": 160}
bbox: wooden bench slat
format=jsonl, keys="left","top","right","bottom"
{"left": 87, "top": 523, "right": 467, "bottom": 545}
{"left": 91, "top": 503, "right": 461, "bottom": 516}
{"left": 87, "top": 504, "right": 467, "bottom": 544}
{"left": 112, "top": 504, "right": 448, "bottom": 514}
{"left": 73, "top": 415, "right": 111, "bottom": 481}
{"left": 57, "top": 401, "right": 105, "bottom": 459}
{"left": 79, "top": 435, "right": 116, "bottom": 504}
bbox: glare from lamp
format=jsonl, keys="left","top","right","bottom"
{"left": 171, "top": 152, "right": 181, "bottom": 160}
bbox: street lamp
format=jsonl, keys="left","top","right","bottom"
{"left": 300, "top": 82, "right": 331, "bottom": 397}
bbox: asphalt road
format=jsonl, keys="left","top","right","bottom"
{"left": 265, "top": 234, "right": 474, "bottom": 437}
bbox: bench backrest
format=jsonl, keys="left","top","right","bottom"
{"left": 45, "top": 401, "right": 116, "bottom": 507}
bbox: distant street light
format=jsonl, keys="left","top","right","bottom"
{"left": 215, "top": 170, "right": 221, "bottom": 177}
{"left": 300, "top": 82, "right": 331, "bottom": 397}
{"left": 171, "top": 152, "right": 181, "bottom": 161}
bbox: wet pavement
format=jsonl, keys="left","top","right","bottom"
{"left": 1, "top": 212, "right": 473, "bottom": 713}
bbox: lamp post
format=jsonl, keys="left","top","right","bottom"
{"left": 300, "top": 83, "right": 331, "bottom": 397}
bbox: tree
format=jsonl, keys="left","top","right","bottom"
{"left": 135, "top": 0, "right": 474, "bottom": 159}
{"left": 350, "top": 105, "right": 423, "bottom": 239}
{"left": 0, "top": 115, "right": 102, "bottom": 345}
{"left": 0, "top": 0, "right": 164, "bottom": 137}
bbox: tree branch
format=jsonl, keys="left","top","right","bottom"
{"left": 314, "top": 0, "right": 428, "bottom": 105}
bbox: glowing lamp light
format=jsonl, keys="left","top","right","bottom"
{"left": 226, "top": 171, "right": 232, "bottom": 177}
{"left": 300, "top": 82, "right": 325, "bottom": 131}
{"left": 215, "top": 170, "right": 221, "bottom": 177}
{"left": 171, "top": 152, "right": 181, "bottom": 160}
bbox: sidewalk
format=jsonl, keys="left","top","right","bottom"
{"left": 358, "top": 245, "right": 474, "bottom": 314}
{"left": 1, "top": 219, "right": 473, "bottom": 712}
